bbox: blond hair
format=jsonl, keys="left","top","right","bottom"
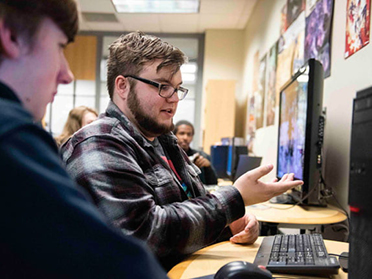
{"left": 55, "top": 106, "right": 97, "bottom": 147}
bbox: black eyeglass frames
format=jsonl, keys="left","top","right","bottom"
{"left": 124, "top": 75, "right": 188, "bottom": 100}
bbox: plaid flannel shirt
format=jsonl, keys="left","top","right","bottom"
{"left": 61, "top": 101, "right": 245, "bottom": 268}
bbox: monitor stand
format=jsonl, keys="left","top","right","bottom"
{"left": 269, "top": 193, "right": 296, "bottom": 204}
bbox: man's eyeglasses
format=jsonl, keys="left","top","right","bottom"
{"left": 124, "top": 75, "right": 188, "bottom": 101}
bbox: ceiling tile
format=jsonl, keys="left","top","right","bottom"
{"left": 200, "top": 0, "right": 246, "bottom": 15}
{"left": 77, "top": 0, "right": 257, "bottom": 33}
{"left": 116, "top": 14, "right": 162, "bottom": 33}
{"left": 78, "top": 0, "right": 116, "bottom": 13}
{"left": 199, "top": 14, "right": 240, "bottom": 29}
{"left": 159, "top": 14, "right": 198, "bottom": 33}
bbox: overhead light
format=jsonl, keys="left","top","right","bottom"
{"left": 111, "top": 0, "right": 200, "bottom": 14}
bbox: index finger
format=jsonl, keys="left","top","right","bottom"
{"left": 245, "top": 164, "right": 274, "bottom": 181}
{"left": 270, "top": 180, "right": 303, "bottom": 196}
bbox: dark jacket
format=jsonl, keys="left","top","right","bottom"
{"left": 0, "top": 82, "right": 167, "bottom": 279}
{"left": 186, "top": 147, "right": 218, "bottom": 185}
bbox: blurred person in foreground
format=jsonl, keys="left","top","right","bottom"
{"left": 61, "top": 31, "right": 304, "bottom": 270}
{"left": 174, "top": 120, "right": 218, "bottom": 185}
{"left": 0, "top": 0, "right": 168, "bottom": 278}
{"left": 55, "top": 105, "right": 98, "bottom": 146}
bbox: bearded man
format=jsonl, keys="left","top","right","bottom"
{"left": 61, "top": 31, "right": 302, "bottom": 271}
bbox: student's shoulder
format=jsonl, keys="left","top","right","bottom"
{"left": 0, "top": 99, "right": 57, "bottom": 151}
{"left": 0, "top": 99, "right": 35, "bottom": 138}
{"left": 61, "top": 115, "right": 135, "bottom": 155}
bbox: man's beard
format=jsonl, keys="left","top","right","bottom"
{"left": 128, "top": 88, "right": 174, "bottom": 136}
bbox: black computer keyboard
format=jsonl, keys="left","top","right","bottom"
{"left": 253, "top": 234, "right": 340, "bottom": 277}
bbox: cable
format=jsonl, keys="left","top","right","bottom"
{"left": 267, "top": 185, "right": 318, "bottom": 210}
{"left": 328, "top": 253, "right": 349, "bottom": 258}
{"left": 319, "top": 174, "right": 350, "bottom": 240}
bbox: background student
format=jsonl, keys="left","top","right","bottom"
{"left": 55, "top": 105, "right": 98, "bottom": 146}
{"left": 174, "top": 120, "right": 218, "bottom": 185}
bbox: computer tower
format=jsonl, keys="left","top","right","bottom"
{"left": 348, "top": 86, "right": 372, "bottom": 278}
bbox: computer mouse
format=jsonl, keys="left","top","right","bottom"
{"left": 214, "top": 261, "right": 272, "bottom": 279}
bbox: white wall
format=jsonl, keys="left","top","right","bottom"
{"left": 239, "top": 0, "right": 372, "bottom": 208}
{"left": 240, "top": 1, "right": 286, "bottom": 183}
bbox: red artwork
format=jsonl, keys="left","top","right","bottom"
{"left": 345, "top": 0, "right": 371, "bottom": 58}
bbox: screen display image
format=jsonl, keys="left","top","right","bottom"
{"left": 277, "top": 78, "right": 308, "bottom": 180}
{"left": 275, "top": 59, "right": 325, "bottom": 206}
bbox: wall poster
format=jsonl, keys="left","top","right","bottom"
{"left": 304, "top": 0, "right": 334, "bottom": 77}
{"left": 266, "top": 42, "right": 278, "bottom": 127}
{"left": 345, "top": 0, "right": 371, "bottom": 58}
{"left": 276, "top": 10, "right": 305, "bottom": 100}
{"left": 255, "top": 55, "right": 267, "bottom": 129}
{"left": 287, "top": 0, "right": 306, "bottom": 27}
{"left": 246, "top": 94, "right": 256, "bottom": 154}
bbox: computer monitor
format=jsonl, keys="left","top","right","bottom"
{"left": 234, "top": 155, "right": 262, "bottom": 182}
{"left": 210, "top": 145, "right": 229, "bottom": 179}
{"left": 226, "top": 145, "right": 248, "bottom": 180}
{"left": 276, "top": 58, "right": 326, "bottom": 206}
{"left": 210, "top": 144, "right": 248, "bottom": 180}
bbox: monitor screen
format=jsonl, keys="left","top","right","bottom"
{"left": 276, "top": 59, "right": 325, "bottom": 206}
{"left": 277, "top": 77, "right": 307, "bottom": 180}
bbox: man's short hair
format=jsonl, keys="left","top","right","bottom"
{"left": 107, "top": 31, "right": 188, "bottom": 99}
{"left": 174, "top": 120, "right": 194, "bottom": 135}
{"left": 0, "top": 0, "right": 78, "bottom": 61}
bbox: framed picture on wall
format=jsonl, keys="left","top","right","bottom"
{"left": 345, "top": 0, "right": 371, "bottom": 58}
{"left": 304, "top": 0, "right": 334, "bottom": 77}
{"left": 266, "top": 42, "right": 278, "bottom": 127}
{"left": 255, "top": 55, "right": 267, "bottom": 129}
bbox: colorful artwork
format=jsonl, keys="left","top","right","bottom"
{"left": 304, "top": 0, "right": 334, "bottom": 77}
{"left": 276, "top": 11, "right": 305, "bottom": 99}
{"left": 276, "top": 43, "right": 294, "bottom": 101}
{"left": 246, "top": 94, "right": 256, "bottom": 153}
{"left": 252, "top": 51, "right": 260, "bottom": 93}
{"left": 286, "top": 0, "right": 306, "bottom": 28}
{"left": 281, "top": 4, "right": 288, "bottom": 35}
{"left": 292, "top": 30, "right": 305, "bottom": 74}
{"left": 256, "top": 55, "right": 267, "bottom": 129}
{"left": 345, "top": 0, "right": 371, "bottom": 58}
{"left": 306, "top": 0, "right": 319, "bottom": 16}
{"left": 266, "top": 42, "right": 278, "bottom": 127}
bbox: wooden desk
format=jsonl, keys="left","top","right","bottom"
{"left": 246, "top": 203, "right": 347, "bottom": 232}
{"left": 168, "top": 237, "right": 348, "bottom": 279}
{"left": 217, "top": 179, "right": 233, "bottom": 186}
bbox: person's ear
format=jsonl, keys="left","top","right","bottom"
{"left": 0, "top": 19, "right": 21, "bottom": 58}
{"left": 114, "top": 75, "right": 130, "bottom": 100}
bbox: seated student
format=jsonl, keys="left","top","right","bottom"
{"left": 55, "top": 105, "right": 98, "bottom": 146}
{"left": 174, "top": 120, "right": 218, "bottom": 185}
{"left": 61, "top": 31, "right": 303, "bottom": 270}
{"left": 0, "top": 1, "right": 168, "bottom": 278}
